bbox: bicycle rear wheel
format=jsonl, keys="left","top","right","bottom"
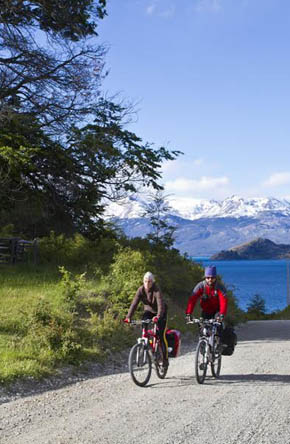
{"left": 128, "top": 343, "right": 152, "bottom": 387}
{"left": 195, "top": 339, "right": 207, "bottom": 384}
{"left": 211, "top": 354, "right": 222, "bottom": 378}
{"left": 211, "top": 337, "right": 222, "bottom": 378}
{"left": 154, "top": 342, "right": 168, "bottom": 379}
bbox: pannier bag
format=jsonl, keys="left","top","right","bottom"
{"left": 166, "top": 329, "right": 181, "bottom": 358}
{"left": 221, "top": 327, "right": 237, "bottom": 356}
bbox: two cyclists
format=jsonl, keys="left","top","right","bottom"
{"left": 124, "top": 265, "right": 234, "bottom": 383}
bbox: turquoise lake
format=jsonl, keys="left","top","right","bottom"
{"left": 192, "top": 258, "right": 290, "bottom": 313}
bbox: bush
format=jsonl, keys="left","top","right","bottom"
{"left": 25, "top": 299, "right": 82, "bottom": 362}
{"left": 105, "top": 247, "right": 152, "bottom": 317}
{"left": 58, "top": 266, "right": 86, "bottom": 312}
{"left": 0, "top": 224, "right": 15, "bottom": 237}
{"left": 88, "top": 311, "right": 135, "bottom": 355}
{"left": 246, "top": 294, "right": 267, "bottom": 319}
{"left": 38, "top": 231, "right": 119, "bottom": 270}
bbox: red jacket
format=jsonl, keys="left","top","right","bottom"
{"left": 186, "top": 280, "right": 228, "bottom": 316}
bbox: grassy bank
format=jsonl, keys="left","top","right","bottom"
{"left": 0, "top": 234, "right": 244, "bottom": 384}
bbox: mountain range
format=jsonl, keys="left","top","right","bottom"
{"left": 105, "top": 195, "right": 290, "bottom": 256}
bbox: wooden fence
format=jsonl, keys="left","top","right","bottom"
{"left": 0, "top": 238, "right": 38, "bottom": 265}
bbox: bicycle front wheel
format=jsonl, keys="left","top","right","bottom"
{"left": 128, "top": 343, "right": 152, "bottom": 387}
{"left": 195, "top": 339, "right": 207, "bottom": 384}
{"left": 154, "top": 342, "right": 168, "bottom": 379}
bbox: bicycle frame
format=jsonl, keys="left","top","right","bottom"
{"left": 133, "top": 319, "right": 159, "bottom": 355}
{"left": 199, "top": 320, "right": 221, "bottom": 361}
{"left": 128, "top": 319, "right": 168, "bottom": 386}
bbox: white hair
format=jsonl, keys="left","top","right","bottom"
{"left": 143, "top": 271, "right": 155, "bottom": 282}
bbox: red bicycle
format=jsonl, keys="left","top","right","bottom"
{"left": 128, "top": 319, "right": 168, "bottom": 387}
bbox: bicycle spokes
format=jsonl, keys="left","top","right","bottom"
{"left": 129, "top": 343, "right": 152, "bottom": 387}
{"left": 195, "top": 339, "right": 207, "bottom": 384}
{"left": 154, "top": 343, "right": 168, "bottom": 379}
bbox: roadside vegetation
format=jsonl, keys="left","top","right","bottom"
{"left": 245, "top": 293, "right": 290, "bottom": 321}
{"left": 0, "top": 231, "right": 244, "bottom": 384}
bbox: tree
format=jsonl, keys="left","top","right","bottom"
{"left": 142, "top": 190, "right": 177, "bottom": 249}
{"left": 0, "top": 0, "right": 107, "bottom": 132}
{"left": 246, "top": 294, "right": 267, "bottom": 317}
{"left": 0, "top": 1, "right": 182, "bottom": 238}
{"left": 0, "top": 103, "right": 181, "bottom": 238}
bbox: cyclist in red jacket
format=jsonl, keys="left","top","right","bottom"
{"left": 124, "top": 271, "right": 169, "bottom": 369}
{"left": 185, "top": 265, "right": 228, "bottom": 321}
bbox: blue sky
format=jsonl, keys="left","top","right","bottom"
{"left": 98, "top": 0, "right": 290, "bottom": 201}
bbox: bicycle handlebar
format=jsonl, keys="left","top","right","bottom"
{"left": 186, "top": 318, "right": 222, "bottom": 326}
{"left": 129, "top": 319, "right": 153, "bottom": 326}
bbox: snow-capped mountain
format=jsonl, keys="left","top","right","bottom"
{"left": 105, "top": 195, "right": 290, "bottom": 256}
{"left": 105, "top": 195, "right": 290, "bottom": 220}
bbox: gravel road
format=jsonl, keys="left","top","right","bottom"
{"left": 1, "top": 320, "right": 290, "bottom": 444}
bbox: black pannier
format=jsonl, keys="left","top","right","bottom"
{"left": 221, "top": 327, "right": 237, "bottom": 356}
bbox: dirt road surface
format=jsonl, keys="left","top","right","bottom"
{"left": 1, "top": 320, "right": 290, "bottom": 444}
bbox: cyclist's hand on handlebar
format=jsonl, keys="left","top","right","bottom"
{"left": 215, "top": 314, "right": 225, "bottom": 325}
{"left": 123, "top": 318, "right": 131, "bottom": 324}
{"left": 185, "top": 314, "right": 192, "bottom": 323}
{"left": 152, "top": 316, "right": 159, "bottom": 323}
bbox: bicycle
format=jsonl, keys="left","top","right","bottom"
{"left": 127, "top": 319, "right": 168, "bottom": 387}
{"left": 186, "top": 317, "right": 223, "bottom": 384}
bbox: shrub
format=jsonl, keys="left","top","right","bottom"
{"left": 0, "top": 224, "right": 15, "bottom": 237}
{"left": 105, "top": 247, "right": 152, "bottom": 317}
{"left": 38, "top": 232, "right": 119, "bottom": 270}
{"left": 58, "top": 266, "right": 86, "bottom": 312}
{"left": 25, "top": 299, "right": 82, "bottom": 362}
{"left": 88, "top": 311, "right": 135, "bottom": 355}
{"left": 246, "top": 294, "right": 267, "bottom": 319}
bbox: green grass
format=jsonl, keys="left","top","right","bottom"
{"left": 0, "top": 265, "right": 60, "bottom": 381}
{"left": 0, "top": 262, "right": 245, "bottom": 384}
{"left": 0, "top": 264, "right": 138, "bottom": 383}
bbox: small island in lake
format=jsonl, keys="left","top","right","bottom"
{"left": 211, "top": 238, "right": 290, "bottom": 260}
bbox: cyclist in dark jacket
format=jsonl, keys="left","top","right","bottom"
{"left": 185, "top": 265, "right": 228, "bottom": 321}
{"left": 124, "top": 272, "right": 169, "bottom": 369}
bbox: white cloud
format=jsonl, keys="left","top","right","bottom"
{"left": 160, "top": 5, "right": 175, "bottom": 18}
{"left": 145, "top": 1, "right": 175, "bottom": 18}
{"left": 162, "top": 157, "right": 204, "bottom": 178}
{"left": 195, "top": 0, "right": 222, "bottom": 13}
{"left": 165, "top": 175, "right": 229, "bottom": 193}
{"left": 146, "top": 3, "right": 156, "bottom": 15}
{"left": 263, "top": 172, "right": 290, "bottom": 187}
{"left": 146, "top": 5, "right": 156, "bottom": 15}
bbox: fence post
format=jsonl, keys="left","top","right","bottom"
{"left": 10, "top": 238, "right": 18, "bottom": 264}
{"left": 33, "top": 239, "right": 38, "bottom": 265}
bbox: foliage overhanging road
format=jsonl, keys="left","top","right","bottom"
{"left": 1, "top": 320, "right": 290, "bottom": 444}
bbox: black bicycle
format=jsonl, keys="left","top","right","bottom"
{"left": 186, "top": 317, "right": 223, "bottom": 384}
{"left": 127, "top": 319, "right": 168, "bottom": 387}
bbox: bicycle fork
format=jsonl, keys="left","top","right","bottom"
{"left": 202, "top": 340, "right": 213, "bottom": 365}
{"left": 137, "top": 338, "right": 148, "bottom": 366}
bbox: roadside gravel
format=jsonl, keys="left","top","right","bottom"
{"left": 1, "top": 320, "right": 290, "bottom": 444}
